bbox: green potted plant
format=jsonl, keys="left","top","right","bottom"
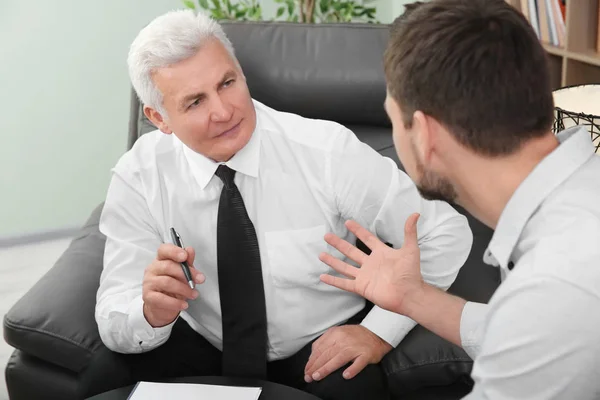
{"left": 183, "top": 0, "right": 263, "bottom": 21}
{"left": 274, "top": 0, "right": 377, "bottom": 23}
{"left": 182, "top": 0, "right": 378, "bottom": 23}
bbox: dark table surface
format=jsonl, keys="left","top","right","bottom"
{"left": 86, "top": 376, "right": 321, "bottom": 400}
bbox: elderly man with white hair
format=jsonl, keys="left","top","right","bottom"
{"left": 95, "top": 9, "right": 472, "bottom": 400}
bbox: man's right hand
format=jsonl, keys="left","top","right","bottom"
{"left": 319, "top": 214, "right": 424, "bottom": 316}
{"left": 142, "top": 244, "right": 205, "bottom": 328}
{"left": 320, "top": 213, "right": 466, "bottom": 347}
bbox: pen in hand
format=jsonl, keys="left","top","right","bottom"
{"left": 170, "top": 227, "right": 195, "bottom": 289}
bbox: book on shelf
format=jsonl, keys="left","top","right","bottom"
{"left": 538, "top": 0, "right": 551, "bottom": 44}
{"left": 512, "top": 0, "right": 566, "bottom": 48}
{"left": 551, "top": 0, "right": 565, "bottom": 48}
{"left": 527, "top": 0, "right": 541, "bottom": 39}
{"left": 559, "top": 0, "right": 566, "bottom": 20}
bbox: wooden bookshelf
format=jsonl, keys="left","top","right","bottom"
{"left": 506, "top": 0, "right": 600, "bottom": 89}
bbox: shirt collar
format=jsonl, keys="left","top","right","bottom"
{"left": 179, "top": 117, "right": 262, "bottom": 190}
{"left": 484, "top": 126, "right": 595, "bottom": 268}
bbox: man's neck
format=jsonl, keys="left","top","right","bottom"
{"left": 452, "top": 134, "right": 559, "bottom": 229}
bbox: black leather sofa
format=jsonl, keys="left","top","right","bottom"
{"left": 4, "top": 22, "right": 500, "bottom": 400}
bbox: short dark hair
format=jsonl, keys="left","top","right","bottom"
{"left": 384, "top": 0, "right": 555, "bottom": 156}
{"left": 404, "top": 1, "right": 426, "bottom": 14}
{"left": 389, "top": 2, "right": 425, "bottom": 37}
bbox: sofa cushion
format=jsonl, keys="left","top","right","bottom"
{"left": 3, "top": 203, "right": 106, "bottom": 373}
{"left": 5, "top": 350, "right": 81, "bottom": 400}
{"left": 222, "top": 22, "right": 390, "bottom": 128}
{"left": 384, "top": 325, "right": 473, "bottom": 394}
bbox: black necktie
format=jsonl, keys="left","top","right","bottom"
{"left": 215, "top": 165, "right": 268, "bottom": 379}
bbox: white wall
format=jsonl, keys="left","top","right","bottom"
{"left": 0, "top": 0, "right": 416, "bottom": 240}
{"left": 0, "top": 0, "right": 179, "bottom": 239}
{"left": 373, "top": 0, "right": 416, "bottom": 23}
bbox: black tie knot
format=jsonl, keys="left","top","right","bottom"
{"left": 215, "top": 165, "right": 236, "bottom": 189}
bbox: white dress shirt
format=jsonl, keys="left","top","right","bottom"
{"left": 460, "top": 126, "right": 600, "bottom": 399}
{"left": 96, "top": 100, "right": 472, "bottom": 360}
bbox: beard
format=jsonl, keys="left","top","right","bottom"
{"left": 416, "top": 172, "right": 457, "bottom": 203}
{"left": 414, "top": 158, "right": 458, "bottom": 203}
{"left": 401, "top": 133, "right": 458, "bottom": 203}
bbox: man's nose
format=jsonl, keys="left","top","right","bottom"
{"left": 210, "top": 95, "right": 233, "bottom": 122}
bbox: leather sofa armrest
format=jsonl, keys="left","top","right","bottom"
{"left": 3, "top": 203, "right": 106, "bottom": 373}
{"left": 383, "top": 325, "right": 473, "bottom": 395}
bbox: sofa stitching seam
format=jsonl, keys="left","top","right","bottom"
{"left": 221, "top": 21, "right": 388, "bottom": 30}
{"left": 4, "top": 318, "right": 93, "bottom": 353}
{"left": 387, "top": 357, "right": 473, "bottom": 375}
{"left": 377, "top": 144, "right": 395, "bottom": 152}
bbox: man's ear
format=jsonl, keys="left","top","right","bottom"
{"left": 411, "top": 110, "right": 434, "bottom": 166}
{"left": 143, "top": 105, "right": 172, "bottom": 134}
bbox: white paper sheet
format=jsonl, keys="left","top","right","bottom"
{"left": 128, "top": 381, "right": 262, "bottom": 400}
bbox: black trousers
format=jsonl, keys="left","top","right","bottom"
{"left": 123, "top": 307, "right": 390, "bottom": 400}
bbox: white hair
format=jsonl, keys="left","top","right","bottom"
{"left": 127, "top": 9, "right": 236, "bottom": 115}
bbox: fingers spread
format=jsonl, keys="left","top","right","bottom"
{"left": 324, "top": 233, "right": 367, "bottom": 265}
{"left": 403, "top": 213, "right": 421, "bottom": 248}
{"left": 319, "top": 273, "right": 357, "bottom": 294}
{"left": 319, "top": 252, "right": 358, "bottom": 278}
{"left": 345, "top": 220, "right": 383, "bottom": 252}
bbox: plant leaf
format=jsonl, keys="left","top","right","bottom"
{"left": 212, "top": 8, "right": 226, "bottom": 19}
{"left": 320, "top": 0, "right": 329, "bottom": 14}
{"left": 182, "top": 0, "right": 196, "bottom": 9}
{"left": 225, "top": 0, "right": 233, "bottom": 14}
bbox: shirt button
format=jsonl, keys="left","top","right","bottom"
{"left": 508, "top": 261, "right": 515, "bottom": 271}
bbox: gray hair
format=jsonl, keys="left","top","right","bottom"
{"left": 127, "top": 10, "right": 236, "bottom": 116}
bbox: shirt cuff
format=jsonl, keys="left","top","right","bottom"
{"left": 460, "top": 301, "right": 489, "bottom": 360}
{"left": 127, "top": 295, "right": 176, "bottom": 350}
{"left": 360, "top": 306, "right": 417, "bottom": 347}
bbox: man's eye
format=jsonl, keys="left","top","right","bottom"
{"left": 223, "top": 79, "right": 234, "bottom": 88}
{"left": 188, "top": 98, "right": 201, "bottom": 109}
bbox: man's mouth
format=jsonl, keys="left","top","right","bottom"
{"left": 216, "top": 120, "right": 242, "bottom": 138}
